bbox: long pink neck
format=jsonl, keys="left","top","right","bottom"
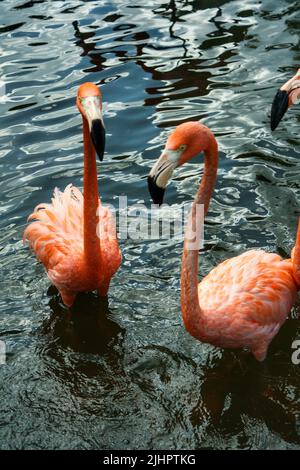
{"left": 82, "top": 117, "right": 101, "bottom": 270}
{"left": 292, "top": 218, "right": 300, "bottom": 286}
{"left": 180, "top": 137, "right": 218, "bottom": 340}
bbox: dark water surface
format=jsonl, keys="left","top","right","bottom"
{"left": 0, "top": 0, "right": 300, "bottom": 450}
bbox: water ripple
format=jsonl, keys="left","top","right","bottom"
{"left": 0, "top": 0, "right": 300, "bottom": 450}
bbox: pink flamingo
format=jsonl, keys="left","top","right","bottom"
{"left": 148, "top": 121, "right": 300, "bottom": 360}
{"left": 271, "top": 68, "right": 300, "bottom": 130}
{"left": 24, "top": 83, "right": 121, "bottom": 307}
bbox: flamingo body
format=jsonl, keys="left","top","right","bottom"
{"left": 196, "top": 250, "right": 297, "bottom": 360}
{"left": 24, "top": 83, "right": 121, "bottom": 307}
{"left": 24, "top": 185, "right": 121, "bottom": 307}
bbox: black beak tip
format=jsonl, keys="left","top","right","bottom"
{"left": 91, "top": 119, "right": 106, "bottom": 161}
{"left": 147, "top": 175, "right": 165, "bottom": 206}
{"left": 270, "top": 89, "right": 289, "bottom": 131}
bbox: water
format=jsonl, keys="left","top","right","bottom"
{"left": 0, "top": 0, "right": 300, "bottom": 450}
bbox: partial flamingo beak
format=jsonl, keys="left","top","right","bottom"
{"left": 91, "top": 118, "right": 105, "bottom": 162}
{"left": 271, "top": 69, "right": 300, "bottom": 131}
{"left": 270, "top": 90, "right": 289, "bottom": 131}
{"left": 147, "top": 175, "right": 166, "bottom": 206}
{"left": 148, "top": 151, "right": 179, "bottom": 205}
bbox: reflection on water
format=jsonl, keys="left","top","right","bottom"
{"left": 0, "top": 0, "right": 300, "bottom": 450}
{"left": 43, "top": 288, "right": 125, "bottom": 355}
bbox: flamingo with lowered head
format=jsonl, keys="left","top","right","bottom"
{"left": 24, "top": 83, "right": 121, "bottom": 307}
{"left": 148, "top": 121, "right": 300, "bottom": 360}
{"left": 271, "top": 68, "right": 300, "bottom": 130}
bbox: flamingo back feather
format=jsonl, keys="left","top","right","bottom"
{"left": 197, "top": 250, "right": 298, "bottom": 358}
{"left": 24, "top": 184, "right": 83, "bottom": 270}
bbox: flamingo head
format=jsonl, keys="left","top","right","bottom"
{"left": 148, "top": 121, "right": 214, "bottom": 205}
{"left": 77, "top": 82, "right": 105, "bottom": 161}
{"left": 271, "top": 68, "right": 300, "bottom": 131}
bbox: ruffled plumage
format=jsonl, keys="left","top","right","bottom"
{"left": 197, "top": 249, "right": 298, "bottom": 360}
{"left": 24, "top": 184, "right": 84, "bottom": 270}
{"left": 24, "top": 184, "right": 121, "bottom": 305}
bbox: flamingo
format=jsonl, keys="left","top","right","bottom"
{"left": 148, "top": 121, "right": 300, "bottom": 360}
{"left": 271, "top": 68, "right": 300, "bottom": 130}
{"left": 24, "top": 83, "right": 121, "bottom": 307}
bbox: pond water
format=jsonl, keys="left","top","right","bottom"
{"left": 0, "top": 0, "right": 300, "bottom": 450}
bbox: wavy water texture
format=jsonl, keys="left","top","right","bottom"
{"left": 0, "top": 0, "right": 300, "bottom": 450}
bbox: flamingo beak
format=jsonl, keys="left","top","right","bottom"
{"left": 91, "top": 118, "right": 105, "bottom": 162}
{"left": 270, "top": 89, "right": 289, "bottom": 131}
{"left": 271, "top": 70, "right": 300, "bottom": 131}
{"left": 147, "top": 175, "right": 166, "bottom": 206}
{"left": 80, "top": 95, "right": 105, "bottom": 161}
{"left": 148, "top": 152, "right": 177, "bottom": 205}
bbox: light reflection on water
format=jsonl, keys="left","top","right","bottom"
{"left": 0, "top": 0, "right": 300, "bottom": 450}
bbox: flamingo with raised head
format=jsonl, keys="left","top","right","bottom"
{"left": 271, "top": 68, "right": 300, "bottom": 130}
{"left": 148, "top": 122, "right": 300, "bottom": 360}
{"left": 24, "top": 83, "right": 121, "bottom": 307}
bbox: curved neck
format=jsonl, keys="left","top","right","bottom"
{"left": 180, "top": 137, "right": 218, "bottom": 339}
{"left": 82, "top": 116, "right": 101, "bottom": 269}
